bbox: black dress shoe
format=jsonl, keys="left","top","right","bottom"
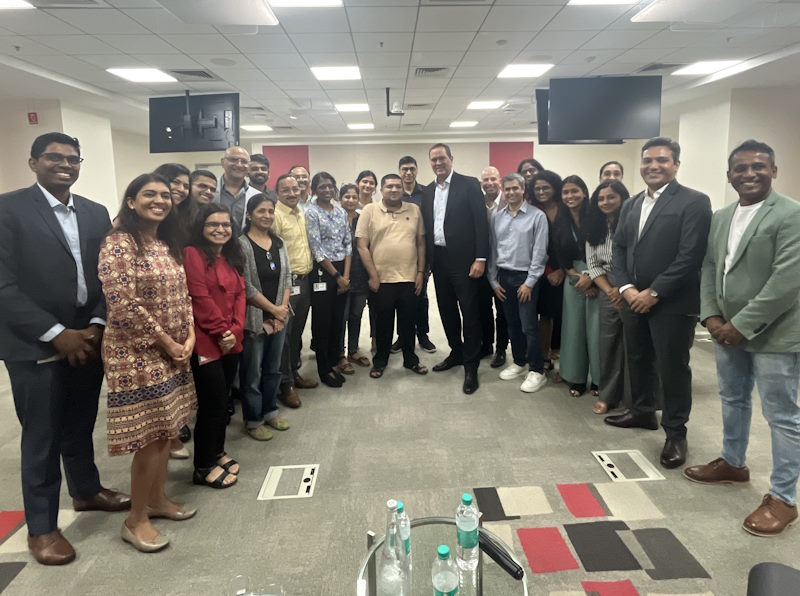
{"left": 390, "top": 339, "right": 402, "bottom": 354}
{"left": 489, "top": 349, "right": 506, "bottom": 368}
{"left": 660, "top": 437, "right": 688, "bottom": 469}
{"left": 603, "top": 410, "right": 659, "bottom": 430}
{"left": 463, "top": 369, "right": 479, "bottom": 395}
{"left": 432, "top": 355, "right": 463, "bottom": 372}
{"left": 418, "top": 335, "right": 437, "bottom": 353}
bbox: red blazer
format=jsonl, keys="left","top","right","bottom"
{"left": 183, "top": 246, "right": 245, "bottom": 360}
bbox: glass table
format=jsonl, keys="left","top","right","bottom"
{"left": 356, "top": 517, "right": 529, "bottom": 595}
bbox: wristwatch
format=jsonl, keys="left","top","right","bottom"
{"left": 334, "top": 271, "right": 341, "bottom": 279}
{"left": 649, "top": 289, "right": 659, "bottom": 298}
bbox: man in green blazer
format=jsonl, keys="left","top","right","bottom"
{"left": 684, "top": 140, "right": 800, "bottom": 537}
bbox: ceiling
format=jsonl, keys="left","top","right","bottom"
{"left": 2, "top": 0, "right": 800, "bottom": 140}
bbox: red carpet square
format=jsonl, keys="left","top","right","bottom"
{"left": 558, "top": 483, "right": 607, "bottom": 518}
{"left": 0, "top": 511, "right": 25, "bottom": 545}
{"left": 581, "top": 579, "right": 639, "bottom": 596}
{"left": 517, "top": 527, "right": 579, "bottom": 573}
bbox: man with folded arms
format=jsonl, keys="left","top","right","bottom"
{"left": 684, "top": 140, "right": 800, "bottom": 537}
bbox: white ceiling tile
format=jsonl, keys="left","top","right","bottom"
{"left": 185, "top": 53, "right": 255, "bottom": 69}
{"left": 411, "top": 51, "right": 465, "bottom": 67}
{"left": 290, "top": 33, "right": 354, "bottom": 53}
{"left": 406, "top": 77, "right": 449, "bottom": 89}
{"left": 251, "top": 53, "right": 306, "bottom": 70}
{"left": 226, "top": 32, "right": 295, "bottom": 53}
{"left": 274, "top": 79, "right": 324, "bottom": 90}
{"left": 362, "top": 66, "right": 407, "bottom": 80}
{"left": 636, "top": 29, "right": 730, "bottom": 50}
{"left": 0, "top": 10, "right": 83, "bottom": 35}
{"left": 235, "top": 81, "right": 284, "bottom": 96}
{"left": 161, "top": 34, "right": 239, "bottom": 54}
{"left": 273, "top": 7, "right": 349, "bottom": 33}
{"left": 608, "top": 7, "right": 666, "bottom": 31}
{"left": 545, "top": 5, "right": 631, "bottom": 31}
{"left": 325, "top": 89, "right": 367, "bottom": 102}
{"left": 267, "top": 69, "right": 317, "bottom": 83}
{"left": 318, "top": 79, "right": 365, "bottom": 91}
{"left": 453, "top": 64, "right": 499, "bottom": 78}
{"left": 445, "top": 77, "right": 491, "bottom": 89}
{"left": 413, "top": 32, "right": 475, "bottom": 52}
{"left": 517, "top": 49, "right": 571, "bottom": 63}
{"left": 481, "top": 5, "right": 561, "bottom": 32}
{"left": 524, "top": 29, "right": 598, "bottom": 51}
{"left": 661, "top": 47, "right": 754, "bottom": 63}
{"left": 0, "top": 36, "right": 62, "bottom": 56}
{"left": 130, "top": 54, "right": 204, "bottom": 69}
{"left": 44, "top": 9, "right": 151, "bottom": 35}
{"left": 362, "top": 77, "right": 406, "bottom": 89}
{"left": 612, "top": 47, "right": 675, "bottom": 64}
{"left": 561, "top": 48, "right": 624, "bottom": 65}
{"left": 347, "top": 7, "right": 418, "bottom": 33}
{"left": 581, "top": 28, "right": 658, "bottom": 50}
{"left": 459, "top": 50, "right": 518, "bottom": 67}
{"left": 417, "top": 6, "right": 490, "bottom": 33}
{"left": 469, "top": 31, "right": 537, "bottom": 52}
{"left": 588, "top": 62, "right": 645, "bottom": 76}
{"left": 303, "top": 52, "right": 358, "bottom": 67}
{"left": 184, "top": 81, "right": 236, "bottom": 92}
{"left": 546, "top": 62, "right": 597, "bottom": 77}
{"left": 124, "top": 8, "right": 216, "bottom": 34}
{"left": 96, "top": 34, "right": 181, "bottom": 54}
{"left": 210, "top": 67, "right": 268, "bottom": 82}
{"left": 76, "top": 54, "right": 147, "bottom": 69}
{"left": 28, "top": 35, "right": 120, "bottom": 56}
{"left": 353, "top": 33, "right": 413, "bottom": 53}
{"left": 358, "top": 52, "right": 411, "bottom": 67}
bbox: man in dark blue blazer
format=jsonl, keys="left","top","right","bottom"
{"left": 0, "top": 132, "right": 130, "bottom": 565}
{"left": 421, "top": 143, "right": 490, "bottom": 394}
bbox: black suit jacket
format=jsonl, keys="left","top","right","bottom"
{"left": 0, "top": 184, "right": 112, "bottom": 361}
{"left": 612, "top": 179, "right": 712, "bottom": 315}
{"left": 422, "top": 171, "right": 489, "bottom": 272}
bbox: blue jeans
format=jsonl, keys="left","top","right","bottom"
{"left": 498, "top": 269, "right": 543, "bottom": 373}
{"left": 240, "top": 328, "right": 287, "bottom": 429}
{"left": 715, "top": 345, "right": 800, "bottom": 505}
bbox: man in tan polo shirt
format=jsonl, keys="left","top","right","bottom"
{"left": 356, "top": 174, "right": 428, "bottom": 378}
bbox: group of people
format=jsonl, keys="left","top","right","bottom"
{"left": 1, "top": 130, "right": 799, "bottom": 569}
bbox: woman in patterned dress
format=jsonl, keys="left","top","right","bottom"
{"left": 99, "top": 173, "right": 197, "bottom": 553}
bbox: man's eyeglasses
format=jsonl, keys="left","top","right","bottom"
{"left": 204, "top": 222, "right": 232, "bottom": 229}
{"left": 39, "top": 153, "right": 84, "bottom": 166}
{"left": 225, "top": 157, "right": 249, "bottom": 165}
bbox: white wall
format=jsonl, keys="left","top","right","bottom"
{"left": 535, "top": 142, "right": 642, "bottom": 192}
{"left": 0, "top": 99, "right": 62, "bottom": 192}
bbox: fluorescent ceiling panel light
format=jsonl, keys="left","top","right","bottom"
{"left": 569, "top": 0, "right": 637, "bottom": 4}
{"left": 270, "top": 0, "right": 341, "bottom": 6}
{"left": 241, "top": 125, "right": 273, "bottom": 132}
{"left": 467, "top": 100, "right": 504, "bottom": 110}
{"left": 347, "top": 123, "right": 374, "bottom": 130}
{"left": 450, "top": 121, "right": 478, "bottom": 128}
{"left": 0, "top": 0, "right": 34, "bottom": 8}
{"left": 498, "top": 64, "right": 554, "bottom": 78}
{"left": 107, "top": 68, "right": 176, "bottom": 83}
{"left": 335, "top": 103, "right": 370, "bottom": 112}
{"left": 672, "top": 60, "right": 741, "bottom": 75}
{"left": 311, "top": 66, "right": 361, "bottom": 81}
{"left": 159, "top": 0, "right": 277, "bottom": 26}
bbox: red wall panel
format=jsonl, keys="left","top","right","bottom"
{"left": 260, "top": 145, "right": 310, "bottom": 185}
{"left": 488, "top": 141, "right": 535, "bottom": 177}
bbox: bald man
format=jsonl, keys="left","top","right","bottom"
{"left": 479, "top": 165, "right": 509, "bottom": 367}
{"left": 215, "top": 146, "right": 261, "bottom": 231}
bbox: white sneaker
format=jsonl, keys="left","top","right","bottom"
{"left": 499, "top": 363, "right": 527, "bottom": 380}
{"left": 520, "top": 371, "right": 547, "bottom": 393}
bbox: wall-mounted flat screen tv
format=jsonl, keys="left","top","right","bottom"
{"left": 149, "top": 92, "right": 239, "bottom": 153}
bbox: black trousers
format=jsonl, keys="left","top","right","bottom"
{"left": 479, "top": 275, "right": 509, "bottom": 352}
{"left": 6, "top": 358, "right": 103, "bottom": 536}
{"left": 280, "top": 274, "right": 311, "bottom": 389}
{"left": 373, "top": 282, "right": 419, "bottom": 369}
{"left": 191, "top": 353, "right": 238, "bottom": 471}
{"left": 432, "top": 246, "right": 482, "bottom": 370}
{"left": 621, "top": 306, "right": 697, "bottom": 438}
{"left": 413, "top": 276, "right": 430, "bottom": 338}
{"left": 310, "top": 261, "right": 347, "bottom": 378}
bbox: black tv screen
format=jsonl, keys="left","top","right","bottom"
{"left": 536, "top": 88, "right": 622, "bottom": 145}
{"left": 546, "top": 76, "right": 661, "bottom": 142}
{"left": 149, "top": 92, "right": 239, "bottom": 153}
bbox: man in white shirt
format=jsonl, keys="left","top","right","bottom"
{"left": 608, "top": 137, "right": 712, "bottom": 470}
{"left": 214, "top": 145, "right": 261, "bottom": 231}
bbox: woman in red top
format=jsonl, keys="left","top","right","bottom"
{"left": 184, "top": 204, "right": 246, "bottom": 489}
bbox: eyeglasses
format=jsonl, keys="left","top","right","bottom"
{"left": 225, "top": 157, "right": 249, "bottom": 165}
{"left": 204, "top": 222, "right": 232, "bottom": 229}
{"left": 39, "top": 153, "right": 84, "bottom": 165}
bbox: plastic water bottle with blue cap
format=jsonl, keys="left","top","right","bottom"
{"left": 396, "top": 500, "right": 412, "bottom": 593}
{"left": 455, "top": 493, "right": 480, "bottom": 572}
{"left": 432, "top": 544, "right": 459, "bottom": 596}
{"left": 377, "top": 499, "right": 405, "bottom": 596}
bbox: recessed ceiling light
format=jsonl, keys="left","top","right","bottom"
{"left": 348, "top": 123, "right": 374, "bottom": 130}
{"left": 311, "top": 66, "right": 361, "bottom": 81}
{"left": 107, "top": 68, "right": 177, "bottom": 83}
{"left": 241, "top": 125, "right": 273, "bottom": 132}
{"left": 498, "top": 63, "right": 554, "bottom": 79}
{"left": 450, "top": 121, "right": 478, "bottom": 128}
{"left": 270, "top": 0, "right": 342, "bottom": 6}
{"left": 0, "top": 0, "right": 34, "bottom": 8}
{"left": 335, "top": 103, "right": 370, "bottom": 112}
{"left": 672, "top": 60, "right": 741, "bottom": 75}
{"left": 568, "top": 0, "right": 637, "bottom": 5}
{"left": 467, "top": 100, "right": 504, "bottom": 110}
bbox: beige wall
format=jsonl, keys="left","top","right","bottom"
{"left": 535, "top": 142, "right": 642, "bottom": 193}
{"left": 0, "top": 99, "right": 62, "bottom": 192}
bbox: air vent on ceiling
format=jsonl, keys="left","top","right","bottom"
{"left": 405, "top": 103, "right": 434, "bottom": 109}
{"left": 271, "top": 125, "right": 295, "bottom": 131}
{"left": 414, "top": 67, "right": 450, "bottom": 79}
{"left": 401, "top": 123, "right": 422, "bottom": 128}
{"left": 32, "top": 0, "right": 108, "bottom": 6}
{"left": 168, "top": 70, "right": 221, "bottom": 81}
{"left": 638, "top": 63, "right": 683, "bottom": 73}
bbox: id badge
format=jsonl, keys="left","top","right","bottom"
{"left": 290, "top": 285, "right": 301, "bottom": 296}
{"left": 313, "top": 282, "right": 327, "bottom": 292}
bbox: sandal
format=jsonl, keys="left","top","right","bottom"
{"left": 266, "top": 417, "right": 290, "bottom": 431}
{"left": 337, "top": 358, "right": 355, "bottom": 375}
{"left": 569, "top": 383, "right": 586, "bottom": 398}
{"left": 217, "top": 454, "right": 239, "bottom": 475}
{"left": 404, "top": 363, "right": 428, "bottom": 375}
{"left": 593, "top": 401, "right": 609, "bottom": 415}
{"left": 348, "top": 352, "right": 371, "bottom": 367}
{"left": 193, "top": 466, "right": 237, "bottom": 489}
{"left": 590, "top": 384, "right": 600, "bottom": 397}
{"left": 369, "top": 367, "right": 385, "bottom": 379}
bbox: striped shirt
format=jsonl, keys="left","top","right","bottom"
{"left": 586, "top": 230, "right": 614, "bottom": 281}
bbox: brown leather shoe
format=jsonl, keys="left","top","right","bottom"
{"left": 28, "top": 530, "right": 75, "bottom": 565}
{"left": 743, "top": 494, "right": 798, "bottom": 537}
{"left": 683, "top": 457, "right": 750, "bottom": 484}
{"left": 73, "top": 488, "right": 131, "bottom": 512}
{"left": 293, "top": 374, "right": 318, "bottom": 389}
{"left": 279, "top": 386, "right": 302, "bottom": 408}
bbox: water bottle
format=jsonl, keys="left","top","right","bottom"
{"left": 377, "top": 499, "right": 405, "bottom": 596}
{"left": 455, "top": 493, "right": 480, "bottom": 572}
{"left": 396, "top": 501, "right": 412, "bottom": 593}
{"left": 432, "top": 545, "right": 459, "bottom": 596}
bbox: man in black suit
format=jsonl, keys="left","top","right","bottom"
{"left": 0, "top": 133, "right": 130, "bottom": 566}
{"left": 607, "top": 137, "right": 712, "bottom": 469}
{"left": 422, "top": 143, "right": 490, "bottom": 394}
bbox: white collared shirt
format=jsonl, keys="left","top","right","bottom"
{"left": 433, "top": 170, "right": 453, "bottom": 246}
{"left": 638, "top": 183, "right": 669, "bottom": 239}
{"left": 724, "top": 201, "right": 764, "bottom": 294}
